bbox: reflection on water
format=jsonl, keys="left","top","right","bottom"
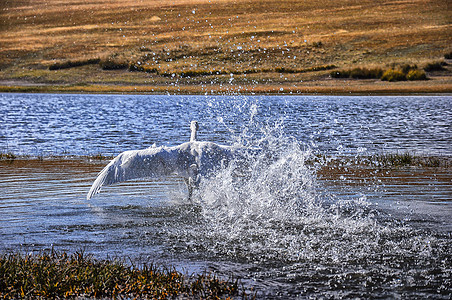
{"left": 0, "top": 94, "right": 451, "bottom": 298}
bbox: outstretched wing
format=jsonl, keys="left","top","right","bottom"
{"left": 86, "top": 141, "right": 252, "bottom": 200}
{"left": 193, "top": 142, "right": 236, "bottom": 176}
{"left": 87, "top": 145, "right": 194, "bottom": 200}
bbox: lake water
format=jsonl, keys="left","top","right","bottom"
{"left": 0, "top": 93, "right": 451, "bottom": 298}
{"left": 1, "top": 94, "right": 451, "bottom": 157}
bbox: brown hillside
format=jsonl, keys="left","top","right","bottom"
{"left": 0, "top": 0, "right": 451, "bottom": 94}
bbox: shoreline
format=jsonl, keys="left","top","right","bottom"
{"left": 2, "top": 153, "right": 451, "bottom": 170}
{"left": 2, "top": 81, "right": 452, "bottom": 96}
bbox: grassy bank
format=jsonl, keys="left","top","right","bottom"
{"left": 2, "top": 151, "right": 451, "bottom": 170}
{"left": 0, "top": 250, "right": 250, "bottom": 299}
{"left": 0, "top": 0, "right": 451, "bottom": 94}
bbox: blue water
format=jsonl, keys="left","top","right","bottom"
{"left": 0, "top": 93, "right": 451, "bottom": 299}
{"left": 1, "top": 93, "right": 451, "bottom": 156}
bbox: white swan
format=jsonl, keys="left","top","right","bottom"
{"left": 87, "top": 121, "right": 240, "bottom": 200}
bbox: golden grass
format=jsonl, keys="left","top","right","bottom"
{"left": 0, "top": 250, "right": 247, "bottom": 299}
{"left": 1, "top": 79, "right": 452, "bottom": 95}
{"left": 1, "top": 0, "right": 451, "bottom": 93}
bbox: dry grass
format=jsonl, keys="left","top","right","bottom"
{"left": 0, "top": 0, "right": 451, "bottom": 93}
{"left": 0, "top": 250, "right": 247, "bottom": 299}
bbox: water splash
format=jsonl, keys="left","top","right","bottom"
{"left": 165, "top": 101, "right": 440, "bottom": 272}
{"left": 198, "top": 129, "right": 319, "bottom": 261}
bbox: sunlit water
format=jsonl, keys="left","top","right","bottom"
{"left": 1, "top": 94, "right": 451, "bottom": 156}
{"left": 0, "top": 93, "right": 451, "bottom": 298}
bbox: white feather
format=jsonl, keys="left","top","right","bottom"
{"left": 87, "top": 141, "right": 238, "bottom": 200}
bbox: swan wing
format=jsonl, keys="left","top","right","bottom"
{"left": 193, "top": 142, "right": 234, "bottom": 175}
{"left": 86, "top": 141, "right": 248, "bottom": 200}
{"left": 87, "top": 145, "right": 193, "bottom": 200}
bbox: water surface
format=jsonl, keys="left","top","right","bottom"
{"left": 1, "top": 94, "right": 451, "bottom": 156}
{"left": 1, "top": 94, "right": 451, "bottom": 298}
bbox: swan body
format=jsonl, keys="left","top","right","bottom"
{"left": 87, "top": 122, "right": 241, "bottom": 200}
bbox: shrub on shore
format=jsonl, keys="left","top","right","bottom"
{"left": 396, "top": 63, "right": 417, "bottom": 74}
{"left": 87, "top": 153, "right": 114, "bottom": 160}
{"left": 128, "top": 62, "right": 158, "bottom": 73}
{"left": 178, "top": 69, "right": 228, "bottom": 77}
{"left": 370, "top": 152, "right": 450, "bottom": 168}
{"left": 49, "top": 58, "right": 100, "bottom": 70}
{"left": 374, "top": 152, "right": 413, "bottom": 166}
{"left": 424, "top": 61, "right": 447, "bottom": 72}
{"left": 330, "top": 70, "right": 351, "bottom": 78}
{"left": 331, "top": 63, "right": 428, "bottom": 82}
{"left": 277, "top": 64, "right": 336, "bottom": 74}
{"left": 349, "top": 67, "right": 383, "bottom": 79}
{"left": 330, "top": 67, "right": 383, "bottom": 79}
{"left": 99, "top": 59, "right": 129, "bottom": 70}
{"left": 0, "top": 152, "right": 16, "bottom": 160}
{"left": 381, "top": 69, "right": 407, "bottom": 82}
{"left": 406, "top": 69, "right": 427, "bottom": 81}
{"left": 381, "top": 64, "right": 430, "bottom": 81}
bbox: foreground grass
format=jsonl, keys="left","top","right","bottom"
{"left": 0, "top": 250, "right": 249, "bottom": 299}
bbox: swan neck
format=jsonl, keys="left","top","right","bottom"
{"left": 190, "top": 121, "right": 198, "bottom": 142}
